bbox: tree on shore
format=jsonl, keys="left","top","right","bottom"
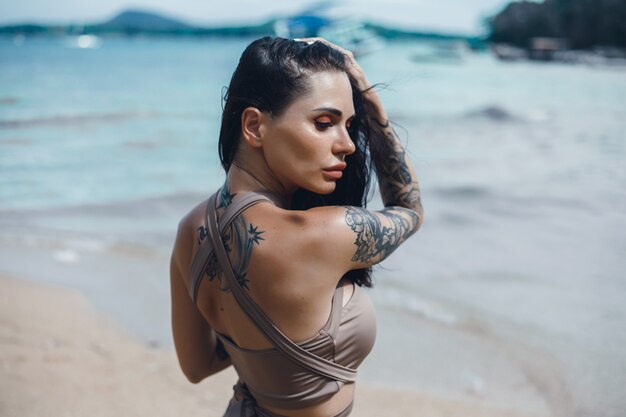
{"left": 488, "top": 0, "right": 626, "bottom": 49}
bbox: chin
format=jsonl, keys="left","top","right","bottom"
{"left": 303, "top": 181, "right": 337, "bottom": 195}
{"left": 318, "top": 182, "right": 338, "bottom": 195}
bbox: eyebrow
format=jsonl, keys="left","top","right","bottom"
{"left": 311, "top": 107, "right": 355, "bottom": 119}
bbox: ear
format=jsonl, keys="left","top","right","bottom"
{"left": 241, "top": 107, "right": 267, "bottom": 149}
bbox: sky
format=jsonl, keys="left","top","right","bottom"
{"left": 0, "top": 0, "right": 513, "bottom": 35}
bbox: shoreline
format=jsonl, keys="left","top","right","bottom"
{"left": 0, "top": 273, "right": 549, "bottom": 417}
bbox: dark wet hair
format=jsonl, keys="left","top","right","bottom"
{"left": 218, "top": 36, "right": 373, "bottom": 287}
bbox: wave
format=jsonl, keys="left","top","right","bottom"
{"left": 431, "top": 185, "right": 491, "bottom": 200}
{"left": 464, "top": 105, "right": 520, "bottom": 122}
{"left": 464, "top": 104, "right": 553, "bottom": 123}
{"left": 0, "top": 190, "right": 207, "bottom": 217}
{"left": 0, "top": 110, "right": 160, "bottom": 129}
{"left": 0, "top": 137, "right": 33, "bottom": 146}
{"left": 0, "top": 96, "right": 20, "bottom": 105}
{"left": 0, "top": 194, "right": 197, "bottom": 258}
{"left": 375, "top": 285, "right": 459, "bottom": 326}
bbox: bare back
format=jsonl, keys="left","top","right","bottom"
{"left": 180, "top": 196, "right": 355, "bottom": 350}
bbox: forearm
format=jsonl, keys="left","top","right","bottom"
{"left": 364, "top": 90, "right": 423, "bottom": 215}
{"left": 174, "top": 328, "right": 232, "bottom": 383}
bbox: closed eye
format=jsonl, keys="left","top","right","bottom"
{"left": 314, "top": 116, "right": 334, "bottom": 131}
{"left": 315, "top": 121, "right": 333, "bottom": 130}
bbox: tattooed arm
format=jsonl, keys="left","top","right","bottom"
{"left": 310, "top": 200, "right": 421, "bottom": 270}
{"left": 344, "top": 90, "right": 425, "bottom": 265}
{"left": 343, "top": 205, "right": 419, "bottom": 265}
{"left": 311, "top": 123, "right": 423, "bottom": 269}
{"left": 339, "top": 49, "right": 423, "bottom": 265}
{"left": 299, "top": 37, "right": 424, "bottom": 268}
{"left": 367, "top": 100, "right": 423, "bottom": 210}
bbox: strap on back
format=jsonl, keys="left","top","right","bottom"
{"left": 188, "top": 192, "right": 273, "bottom": 302}
{"left": 204, "top": 191, "right": 357, "bottom": 383}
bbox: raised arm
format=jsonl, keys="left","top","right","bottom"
{"left": 339, "top": 96, "right": 424, "bottom": 267}
{"left": 298, "top": 38, "right": 424, "bottom": 270}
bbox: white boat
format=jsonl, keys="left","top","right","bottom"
{"left": 272, "top": 2, "right": 383, "bottom": 57}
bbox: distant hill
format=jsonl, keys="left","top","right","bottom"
{"left": 0, "top": 8, "right": 480, "bottom": 43}
{"left": 100, "top": 10, "right": 192, "bottom": 31}
{"left": 0, "top": 9, "right": 275, "bottom": 36}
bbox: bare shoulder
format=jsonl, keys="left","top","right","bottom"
{"left": 179, "top": 198, "right": 209, "bottom": 230}
{"left": 172, "top": 198, "right": 210, "bottom": 271}
{"left": 298, "top": 204, "right": 422, "bottom": 270}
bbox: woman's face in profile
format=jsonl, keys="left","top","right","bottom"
{"left": 260, "top": 70, "right": 356, "bottom": 195}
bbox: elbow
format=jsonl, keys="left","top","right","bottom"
{"left": 408, "top": 208, "right": 424, "bottom": 234}
{"left": 176, "top": 354, "right": 210, "bottom": 384}
{"left": 416, "top": 209, "right": 425, "bottom": 231}
{"left": 187, "top": 375, "right": 205, "bottom": 384}
{"left": 413, "top": 195, "right": 425, "bottom": 231}
{"left": 178, "top": 355, "right": 230, "bottom": 383}
{"left": 181, "top": 367, "right": 208, "bottom": 384}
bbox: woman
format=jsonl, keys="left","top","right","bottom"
{"left": 170, "top": 36, "right": 424, "bottom": 417}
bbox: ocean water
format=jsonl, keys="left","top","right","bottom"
{"left": 1, "top": 36, "right": 626, "bottom": 416}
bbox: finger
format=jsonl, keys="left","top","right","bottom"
{"left": 295, "top": 37, "right": 353, "bottom": 58}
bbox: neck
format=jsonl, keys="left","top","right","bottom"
{"left": 225, "top": 151, "right": 292, "bottom": 209}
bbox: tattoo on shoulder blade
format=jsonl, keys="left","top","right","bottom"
{"left": 198, "top": 215, "right": 265, "bottom": 293}
{"left": 345, "top": 206, "right": 419, "bottom": 263}
{"left": 196, "top": 225, "right": 207, "bottom": 246}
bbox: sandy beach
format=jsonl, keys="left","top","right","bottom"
{"left": 0, "top": 273, "right": 550, "bottom": 417}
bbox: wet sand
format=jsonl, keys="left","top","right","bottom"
{"left": 0, "top": 273, "right": 549, "bottom": 417}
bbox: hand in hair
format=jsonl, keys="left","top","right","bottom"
{"left": 294, "top": 37, "right": 372, "bottom": 92}
{"left": 295, "top": 38, "right": 423, "bottom": 217}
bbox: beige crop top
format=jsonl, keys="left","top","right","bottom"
{"left": 188, "top": 191, "right": 377, "bottom": 410}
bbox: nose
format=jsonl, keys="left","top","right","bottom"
{"left": 334, "top": 127, "right": 356, "bottom": 157}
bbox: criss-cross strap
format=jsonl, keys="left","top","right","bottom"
{"left": 188, "top": 192, "right": 273, "bottom": 302}
{"left": 205, "top": 191, "right": 358, "bottom": 383}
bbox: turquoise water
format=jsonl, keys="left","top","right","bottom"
{"left": 0, "top": 36, "right": 247, "bottom": 209}
{"left": 1, "top": 36, "right": 625, "bottom": 214}
{"left": 1, "top": 35, "right": 626, "bottom": 416}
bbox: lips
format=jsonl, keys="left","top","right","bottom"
{"left": 322, "top": 162, "right": 346, "bottom": 180}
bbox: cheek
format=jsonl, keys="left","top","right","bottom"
{"left": 279, "top": 127, "right": 322, "bottom": 164}
{"left": 262, "top": 129, "right": 310, "bottom": 180}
